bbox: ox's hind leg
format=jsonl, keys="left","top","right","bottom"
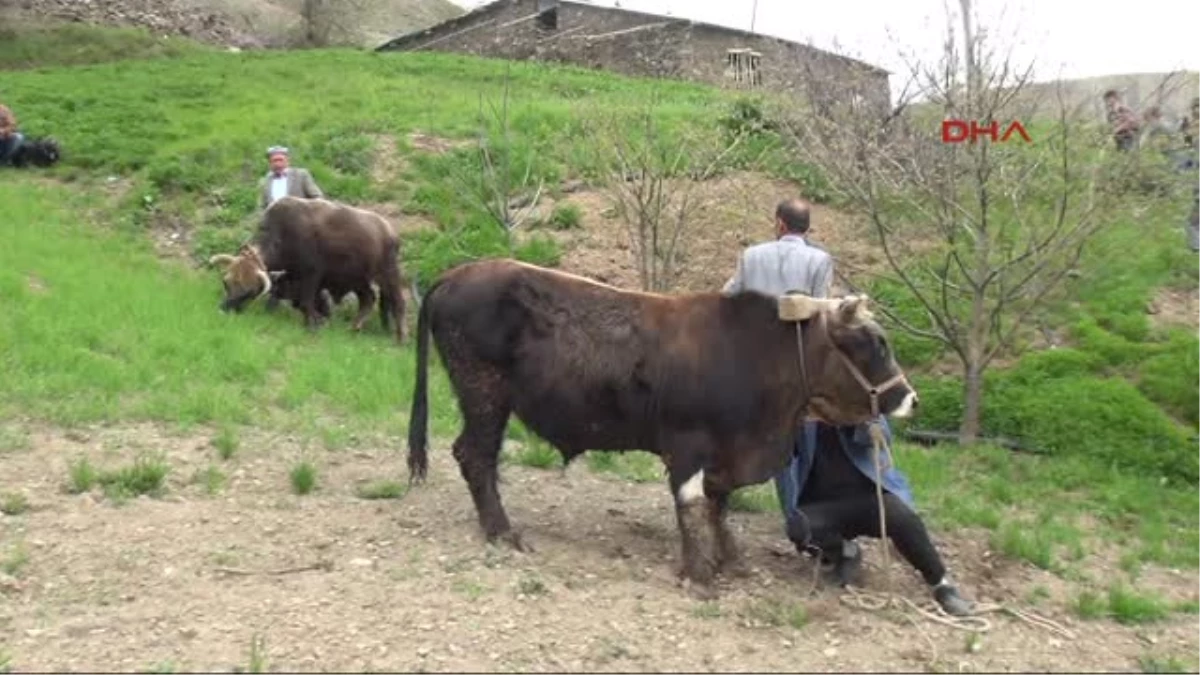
{"left": 444, "top": 351, "right": 523, "bottom": 550}
{"left": 294, "top": 274, "right": 325, "bottom": 330}
{"left": 379, "top": 270, "right": 408, "bottom": 343}
{"left": 349, "top": 284, "right": 376, "bottom": 332}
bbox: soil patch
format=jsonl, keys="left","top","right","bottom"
{"left": 1148, "top": 286, "right": 1199, "bottom": 332}
{"left": 407, "top": 131, "right": 470, "bottom": 156}
{"left": 1, "top": 422, "right": 1196, "bottom": 672}
{"left": 524, "top": 171, "right": 893, "bottom": 293}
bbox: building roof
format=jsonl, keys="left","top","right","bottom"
{"left": 375, "top": 0, "right": 890, "bottom": 76}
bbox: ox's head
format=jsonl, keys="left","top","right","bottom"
{"left": 25, "top": 137, "right": 62, "bottom": 167}
{"left": 207, "top": 244, "right": 281, "bottom": 313}
{"left": 780, "top": 293, "right": 918, "bottom": 425}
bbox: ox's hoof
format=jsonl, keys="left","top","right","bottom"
{"left": 681, "top": 578, "right": 720, "bottom": 601}
{"left": 489, "top": 529, "right": 531, "bottom": 553}
{"left": 720, "top": 559, "right": 752, "bottom": 579}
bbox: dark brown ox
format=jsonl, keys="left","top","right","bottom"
{"left": 406, "top": 258, "right": 918, "bottom": 594}
{"left": 211, "top": 196, "right": 408, "bottom": 342}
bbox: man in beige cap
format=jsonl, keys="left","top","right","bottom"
{"left": 260, "top": 145, "right": 324, "bottom": 209}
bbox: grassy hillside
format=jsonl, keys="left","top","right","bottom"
{"left": 1, "top": 28, "right": 1197, "bottom": 576}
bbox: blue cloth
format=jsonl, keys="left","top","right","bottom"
{"left": 772, "top": 417, "right": 916, "bottom": 538}
{"left": 0, "top": 132, "right": 23, "bottom": 165}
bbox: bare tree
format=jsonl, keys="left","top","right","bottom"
{"left": 577, "top": 95, "right": 752, "bottom": 292}
{"left": 440, "top": 69, "right": 545, "bottom": 253}
{"left": 780, "top": 0, "right": 1127, "bottom": 443}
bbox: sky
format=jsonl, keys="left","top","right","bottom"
{"left": 448, "top": 0, "right": 1199, "bottom": 101}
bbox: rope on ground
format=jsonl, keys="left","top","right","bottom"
{"left": 842, "top": 421, "right": 1077, "bottom": 642}
{"left": 838, "top": 585, "right": 1076, "bottom": 640}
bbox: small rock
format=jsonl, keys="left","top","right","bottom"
{"left": 823, "top": 647, "right": 838, "bottom": 658}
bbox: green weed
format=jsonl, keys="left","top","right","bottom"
{"left": 0, "top": 493, "right": 31, "bottom": 516}
{"left": 100, "top": 454, "right": 170, "bottom": 500}
{"left": 547, "top": 203, "right": 583, "bottom": 230}
{"left": 744, "top": 597, "right": 808, "bottom": 629}
{"left": 355, "top": 480, "right": 407, "bottom": 500}
{"left": 1, "top": 542, "right": 30, "bottom": 577}
{"left": 289, "top": 461, "right": 317, "bottom": 495}
{"left": 212, "top": 427, "right": 239, "bottom": 461}
{"left": 1137, "top": 654, "right": 1193, "bottom": 673}
{"left": 67, "top": 456, "right": 98, "bottom": 494}
{"left": 193, "top": 465, "right": 227, "bottom": 495}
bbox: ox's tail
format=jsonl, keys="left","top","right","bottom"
{"left": 406, "top": 277, "right": 442, "bottom": 485}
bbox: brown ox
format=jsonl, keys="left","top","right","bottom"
{"left": 209, "top": 197, "right": 407, "bottom": 342}
{"left": 406, "top": 258, "right": 917, "bottom": 594}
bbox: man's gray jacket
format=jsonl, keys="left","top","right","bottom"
{"left": 721, "top": 234, "right": 834, "bottom": 299}
{"left": 260, "top": 167, "right": 324, "bottom": 209}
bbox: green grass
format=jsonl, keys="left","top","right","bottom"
{"left": 898, "top": 441, "right": 1199, "bottom": 569}
{"left": 0, "top": 179, "right": 460, "bottom": 438}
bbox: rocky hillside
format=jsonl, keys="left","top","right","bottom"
{"left": 1, "top": 0, "right": 464, "bottom": 48}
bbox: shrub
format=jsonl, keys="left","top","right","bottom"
{"left": 911, "top": 348, "right": 1196, "bottom": 485}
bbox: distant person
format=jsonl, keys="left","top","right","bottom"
{"left": 1103, "top": 90, "right": 1140, "bottom": 152}
{"left": 1182, "top": 97, "right": 1200, "bottom": 150}
{"left": 1179, "top": 98, "right": 1199, "bottom": 171}
{"left": 0, "top": 102, "right": 24, "bottom": 166}
{"left": 260, "top": 145, "right": 323, "bottom": 209}
{"left": 1183, "top": 98, "right": 1200, "bottom": 252}
{"left": 1139, "top": 106, "right": 1175, "bottom": 156}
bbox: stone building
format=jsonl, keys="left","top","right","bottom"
{"left": 375, "top": 0, "right": 891, "bottom": 113}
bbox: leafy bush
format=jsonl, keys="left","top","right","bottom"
{"left": 547, "top": 203, "right": 582, "bottom": 230}
{"left": 911, "top": 348, "right": 1196, "bottom": 485}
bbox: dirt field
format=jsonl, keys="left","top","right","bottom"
{"left": 2, "top": 423, "right": 1197, "bottom": 673}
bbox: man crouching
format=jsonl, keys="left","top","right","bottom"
{"left": 778, "top": 418, "right": 974, "bottom": 616}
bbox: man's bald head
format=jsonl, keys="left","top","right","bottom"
{"left": 775, "top": 198, "right": 812, "bottom": 235}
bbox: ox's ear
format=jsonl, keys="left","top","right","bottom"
{"left": 838, "top": 294, "right": 871, "bottom": 323}
{"left": 778, "top": 292, "right": 832, "bottom": 322}
{"left": 208, "top": 254, "right": 237, "bottom": 269}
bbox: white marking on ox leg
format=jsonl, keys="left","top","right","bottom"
{"left": 677, "top": 469, "right": 706, "bottom": 505}
{"left": 890, "top": 391, "right": 917, "bottom": 418}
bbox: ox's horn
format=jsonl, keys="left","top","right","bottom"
{"left": 256, "top": 269, "right": 273, "bottom": 298}
{"left": 778, "top": 292, "right": 833, "bottom": 322}
{"left": 208, "top": 254, "right": 237, "bottom": 268}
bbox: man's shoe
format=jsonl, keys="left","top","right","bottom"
{"left": 933, "top": 583, "right": 974, "bottom": 616}
{"left": 786, "top": 511, "right": 812, "bottom": 553}
{"left": 832, "top": 540, "right": 863, "bottom": 587}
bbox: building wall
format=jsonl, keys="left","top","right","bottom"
{"left": 379, "top": 0, "right": 890, "bottom": 111}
